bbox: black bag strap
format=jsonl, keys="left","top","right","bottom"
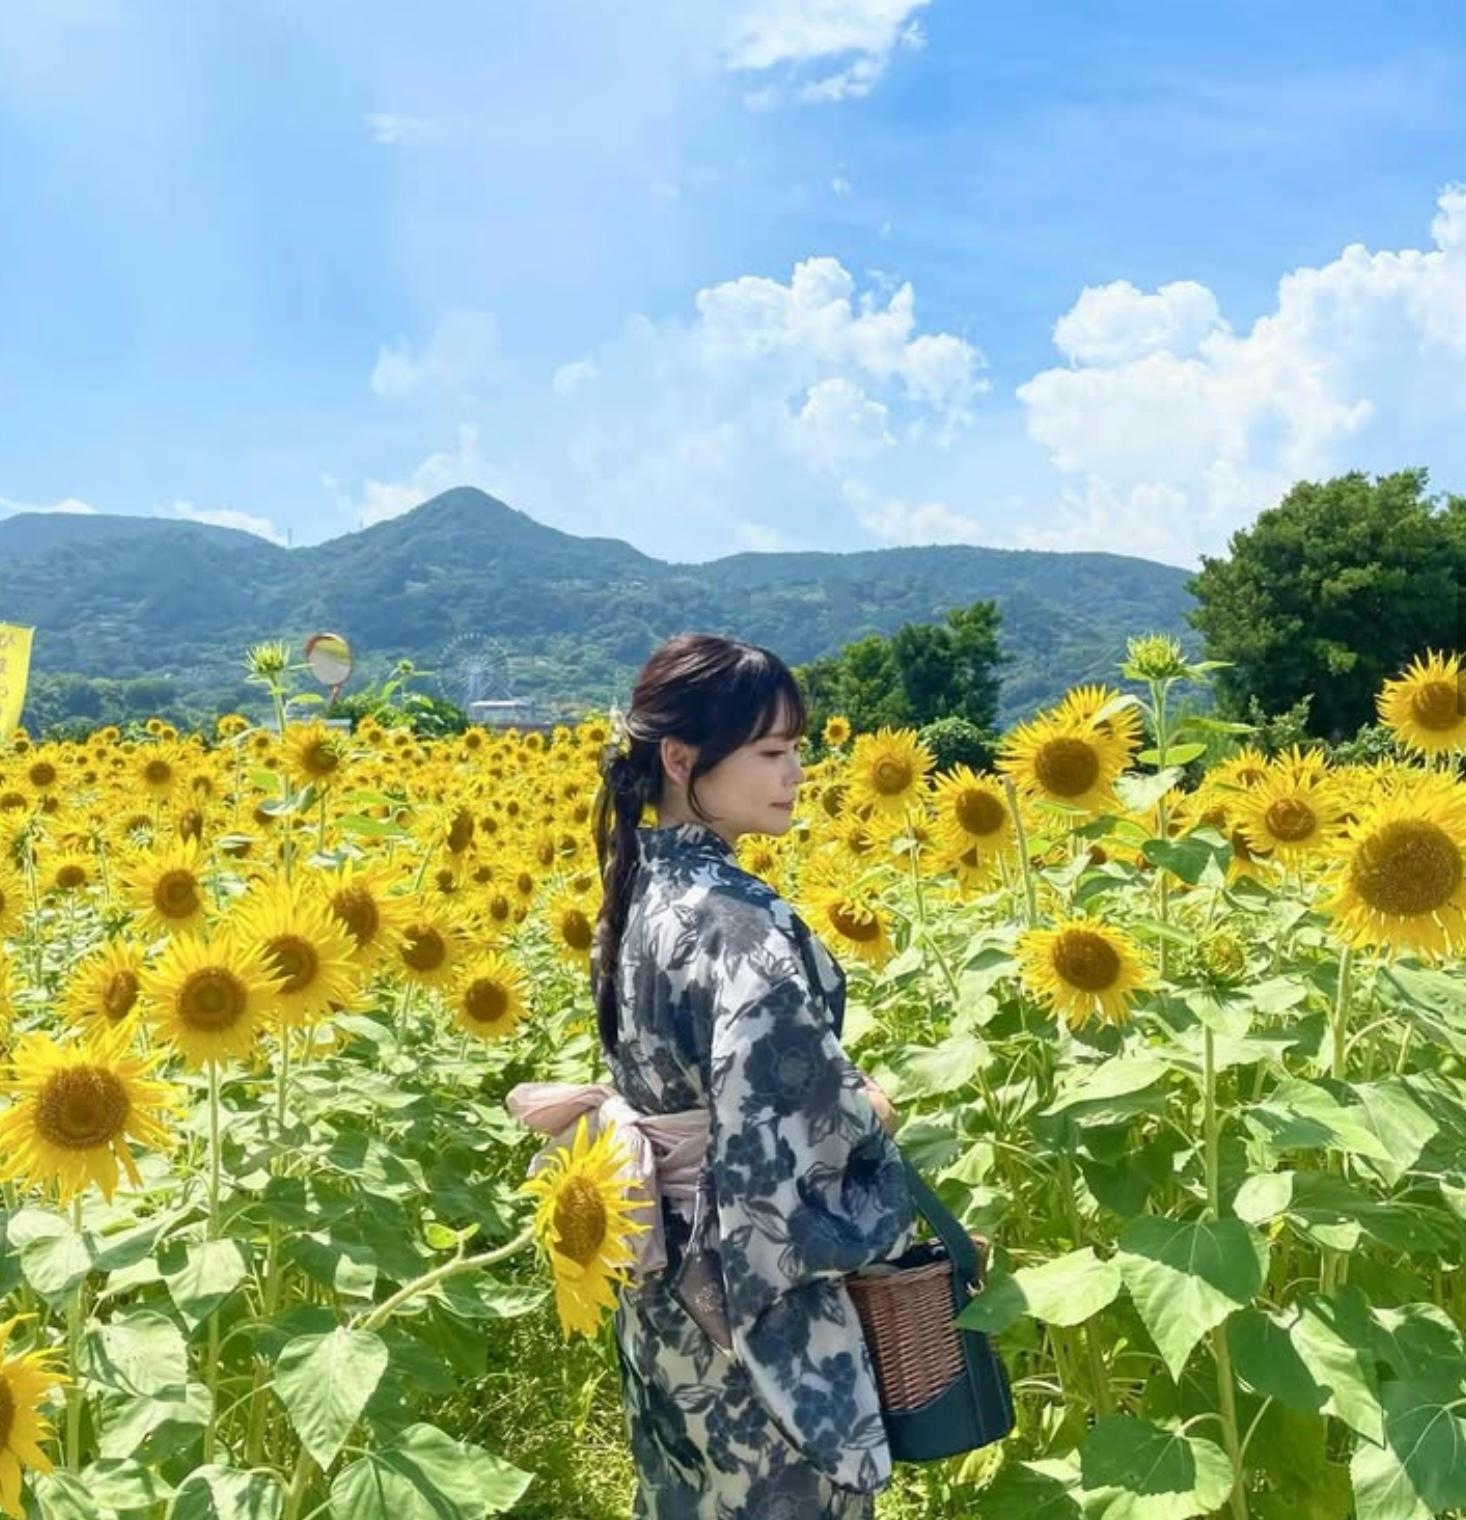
{"left": 896, "top": 1150, "right": 982, "bottom": 1291}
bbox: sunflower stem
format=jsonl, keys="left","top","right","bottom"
{"left": 1057, "top": 1152, "right": 1112, "bottom": 1418}
{"left": 66, "top": 1193, "right": 85, "bottom": 1470}
{"left": 352, "top": 1225, "right": 535, "bottom": 1332}
{"left": 1001, "top": 778, "right": 1038, "bottom": 928}
{"left": 1319, "top": 943, "right": 1355, "bottom": 1295}
{"left": 1151, "top": 679, "right": 1172, "bottom": 983}
{"left": 1202, "top": 1023, "right": 1250, "bottom": 1520}
{"left": 204, "top": 1058, "right": 223, "bottom": 1462}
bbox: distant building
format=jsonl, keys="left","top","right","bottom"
{"left": 468, "top": 697, "right": 555, "bottom": 731}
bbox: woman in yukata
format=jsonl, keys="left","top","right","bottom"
{"left": 588, "top": 630, "right": 919, "bottom": 1520}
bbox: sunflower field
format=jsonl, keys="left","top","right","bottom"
{"left": 1, "top": 633, "right": 1465, "bottom": 1520}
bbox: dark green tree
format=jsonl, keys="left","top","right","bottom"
{"left": 795, "top": 599, "right": 1006, "bottom": 750}
{"left": 1186, "top": 469, "right": 1466, "bottom": 740}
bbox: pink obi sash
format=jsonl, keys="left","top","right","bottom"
{"left": 503, "top": 1081, "right": 711, "bottom": 1280}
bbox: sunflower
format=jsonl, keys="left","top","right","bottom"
{"left": 0, "top": 862, "right": 27, "bottom": 938}
{"left": 392, "top": 901, "right": 473, "bottom": 990}
{"left": 60, "top": 938, "right": 149, "bottom": 1030}
{"left": 139, "top": 932, "right": 285, "bottom": 1068}
{"left": 1015, "top": 915, "right": 1153, "bottom": 1030}
{"left": 1316, "top": 771, "right": 1466, "bottom": 962}
{"left": 231, "top": 880, "right": 361, "bottom": 1028}
{"left": 520, "top": 1114, "right": 650, "bottom": 1341}
{"left": 450, "top": 951, "right": 531, "bottom": 1041}
{"left": 1050, "top": 684, "right": 1145, "bottom": 753}
{"left": 844, "top": 727, "right": 935, "bottom": 820}
{"left": 1376, "top": 649, "right": 1466, "bottom": 756}
{"left": 998, "top": 711, "right": 1135, "bottom": 818}
{"left": 746, "top": 834, "right": 788, "bottom": 881}
{"left": 0, "top": 1313, "right": 67, "bottom": 1518}
{"left": 312, "top": 860, "right": 413, "bottom": 969}
{"left": 19, "top": 748, "right": 64, "bottom": 802}
{"left": 43, "top": 849, "right": 95, "bottom": 897}
{"left": 929, "top": 766, "right": 1014, "bottom": 856}
{"left": 822, "top": 714, "right": 852, "bottom": 748}
{"left": 134, "top": 741, "right": 184, "bottom": 801}
{"left": 282, "top": 722, "right": 348, "bottom": 789}
{"left": 933, "top": 835, "right": 1005, "bottom": 896}
{"left": 1233, "top": 762, "right": 1347, "bottom": 866}
{"left": 797, "top": 853, "right": 896, "bottom": 970}
{"left": 0, "top": 1025, "right": 180, "bottom": 1204}
{"left": 544, "top": 883, "right": 599, "bottom": 969}
{"left": 1206, "top": 744, "right": 1271, "bottom": 792}
{"left": 120, "top": 837, "right": 211, "bottom": 937}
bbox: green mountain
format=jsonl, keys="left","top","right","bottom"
{"left": 1, "top": 488, "right": 1202, "bottom": 731}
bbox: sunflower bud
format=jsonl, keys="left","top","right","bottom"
{"left": 245, "top": 641, "right": 291, "bottom": 681}
{"left": 1125, "top": 633, "right": 1188, "bottom": 683}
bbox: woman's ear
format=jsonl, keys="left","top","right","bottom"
{"left": 660, "top": 735, "right": 694, "bottom": 787}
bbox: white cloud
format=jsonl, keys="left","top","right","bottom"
{"left": 787, "top": 376, "right": 891, "bottom": 468}
{"left": 692, "top": 256, "right": 985, "bottom": 424}
{"left": 844, "top": 480, "right": 988, "bottom": 545}
{"left": 532, "top": 255, "right": 987, "bottom": 556}
{"left": 552, "top": 358, "right": 599, "bottom": 397}
{"left": 1015, "top": 182, "right": 1466, "bottom": 563}
{"left": 155, "top": 500, "right": 287, "bottom": 545}
{"left": 1052, "top": 279, "right": 1226, "bottom": 366}
{"left": 724, "top": 0, "right": 928, "bottom": 105}
{"left": 0, "top": 494, "right": 98, "bottom": 518}
{"left": 831, "top": 173, "right": 852, "bottom": 197}
{"left": 365, "top": 113, "right": 432, "bottom": 146}
{"left": 734, "top": 520, "right": 804, "bottom": 551}
{"left": 371, "top": 308, "right": 500, "bottom": 399}
{"left": 327, "top": 424, "right": 510, "bottom": 529}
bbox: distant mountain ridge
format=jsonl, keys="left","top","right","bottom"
{"left": 1, "top": 488, "right": 1202, "bottom": 727}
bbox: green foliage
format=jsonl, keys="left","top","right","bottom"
{"left": 1187, "top": 468, "right": 1466, "bottom": 740}
{"left": 797, "top": 598, "right": 1008, "bottom": 741}
{"left": 918, "top": 715, "right": 997, "bottom": 772}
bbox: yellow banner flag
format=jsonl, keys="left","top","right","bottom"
{"left": 0, "top": 623, "right": 35, "bottom": 742}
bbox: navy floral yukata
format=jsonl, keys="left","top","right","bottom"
{"left": 594, "top": 820, "right": 918, "bottom": 1520}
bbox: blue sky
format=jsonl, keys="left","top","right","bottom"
{"left": 2, "top": 0, "right": 1464, "bottom": 568}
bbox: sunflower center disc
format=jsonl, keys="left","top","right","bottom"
{"left": 56, "top": 864, "right": 88, "bottom": 890}
{"left": 1052, "top": 929, "right": 1121, "bottom": 991}
{"left": 180, "top": 968, "right": 247, "bottom": 1031}
{"left": 29, "top": 762, "right": 58, "bottom": 789}
{"left": 1410, "top": 679, "right": 1466, "bottom": 732}
{"left": 155, "top": 869, "right": 201, "bottom": 918}
{"left": 464, "top": 980, "right": 509, "bottom": 1024}
{"left": 873, "top": 757, "right": 914, "bottom": 796}
{"left": 561, "top": 911, "right": 594, "bottom": 952}
{"left": 1034, "top": 738, "right": 1100, "bottom": 798}
{"left": 144, "top": 759, "right": 172, "bottom": 786}
{"left": 830, "top": 901, "right": 881, "bottom": 942}
{"left": 956, "top": 789, "right": 1005, "bottom": 836}
{"left": 333, "top": 887, "right": 379, "bottom": 947}
{"left": 268, "top": 935, "right": 320, "bottom": 994}
{"left": 1264, "top": 797, "right": 1318, "bottom": 843}
{"left": 0, "top": 1374, "right": 14, "bottom": 1446}
{"left": 553, "top": 1176, "right": 608, "bottom": 1266}
{"left": 36, "top": 1066, "right": 130, "bottom": 1150}
{"left": 447, "top": 810, "right": 475, "bottom": 852}
{"left": 104, "top": 970, "right": 140, "bottom": 1021}
{"left": 1349, "top": 819, "right": 1462, "bottom": 916}
{"left": 402, "top": 926, "right": 447, "bottom": 972}
{"left": 305, "top": 743, "right": 340, "bottom": 776}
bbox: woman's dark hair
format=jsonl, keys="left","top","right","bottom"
{"left": 591, "top": 632, "right": 807, "bottom": 1059}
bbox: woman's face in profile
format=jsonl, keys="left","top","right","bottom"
{"left": 661, "top": 702, "right": 807, "bottom": 841}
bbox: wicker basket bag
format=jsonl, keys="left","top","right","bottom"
{"left": 845, "top": 1152, "right": 1015, "bottom": 1464}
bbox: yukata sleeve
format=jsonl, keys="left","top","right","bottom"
{"left": 703, "top": 897, "right": 917, "bottom": 1494}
